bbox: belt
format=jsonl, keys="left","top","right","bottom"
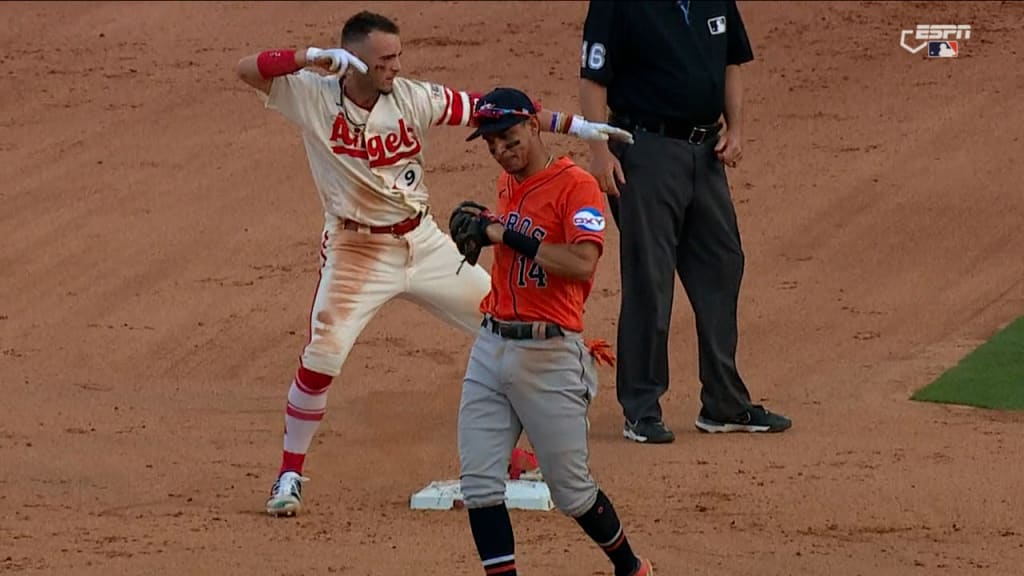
{"left": 482, "top": 316, "right": 565, "bottom": 340}
{"left": 610, "top": 112, "right": 721, "bottom": 145}
{"left": 340, "top": 211, "right": 424, "bottom": 236}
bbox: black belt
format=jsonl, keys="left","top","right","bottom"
{"left": 482, "top": 316, "right": 565, "bottom": 340}
{"left": 610, "top": 112, "right": 721, "bottom": 145}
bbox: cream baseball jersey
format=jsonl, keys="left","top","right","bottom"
{"left": 263, "top": 71, "right": 479, "bottom": 226}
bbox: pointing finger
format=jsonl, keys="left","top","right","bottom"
{"left": 349, "top": 55, "right": 368, "bottom": 74}
{"left": 604, "top": 126, "right": 634, "bottom": 144}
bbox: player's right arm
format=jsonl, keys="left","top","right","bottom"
{"left": 235, "top": 47, "right": 367, "bottom": 95}
{"left": 236, "top": 50, "right": 306, "bottom": 95}
{"left": 235, "top": 48, "right": 367, "bottom": 130}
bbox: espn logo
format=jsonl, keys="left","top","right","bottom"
{"left": 899, "top": 24, "right": 971, "bottom": 55}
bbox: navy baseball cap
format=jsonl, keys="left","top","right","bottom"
{"left": 465, "top": 87, "right": 538, "bottom": 141}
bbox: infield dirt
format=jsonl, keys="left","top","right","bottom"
{"left": 1, "top": 2, "right": 1023, "bottom": 575}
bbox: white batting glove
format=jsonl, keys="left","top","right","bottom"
{"left": 568, "top": 115, "right": 635, "bottom": 145}
{"left": 305, "top": 47, "right": 368, "bottom": 74}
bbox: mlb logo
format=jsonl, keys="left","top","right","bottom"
{"left": 707, "top": 16, "right": 726, "bottom": 35}
{"left": 928, "top": 41, "right": 959, "bottom": 58}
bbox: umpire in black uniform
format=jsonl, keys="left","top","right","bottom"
{"left": 579, "top": 0, "right": 791, "bottom": 443}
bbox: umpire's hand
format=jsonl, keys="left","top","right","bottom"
{"left": 588, "top": 143, "right": 626, "bottom": 197}
{"left": 715, "top": 129, "right": 743, "bottom": 168}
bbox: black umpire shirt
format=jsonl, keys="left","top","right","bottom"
{"left": 580, "top": 0, "right": 754, "bottom": 125}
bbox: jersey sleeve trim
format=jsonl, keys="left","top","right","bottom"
{"left": 571, "top": 232, "right": 604, "bottom": 245}
{"left": 570, "top": 233, "right": 604, "bottom": 257}
{"left": 436, "top": 88, "right": 483, "bottom": 127}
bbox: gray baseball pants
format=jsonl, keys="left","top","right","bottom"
{"left": 457, "top": 319, "right": 599, "bottom": 518}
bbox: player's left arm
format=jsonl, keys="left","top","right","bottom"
{"left": 535, "top": 241, "right": 601, "bottom": 281}
{"left": 395, "top": 78, "right": 483, "bottom": 132}
{"left": 483, "top": 174, "right": 606, "bottom": 281}
{"left": 535, "top": 109, "right": 633, "bottom": 144}
{"left": 484, "top": 224, "right": 600, "bottom": 282}
{"left": 413, "top": 79, "right": 631, "bottom": 144}
{"left": 431, "top": 85, "right": 486, "bottom": 128}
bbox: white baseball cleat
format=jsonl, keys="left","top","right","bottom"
{"left": 266, "top": 471, "right": 308, "bottom": 517}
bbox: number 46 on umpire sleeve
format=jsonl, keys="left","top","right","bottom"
{"left": 581, "top": 41, "right": 606, "bottom": 70}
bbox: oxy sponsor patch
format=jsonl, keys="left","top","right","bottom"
{"left": 573, "top": 207, "right": 606, "bottom": 232}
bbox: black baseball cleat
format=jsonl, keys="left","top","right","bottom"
{"left": 623, "top": 418, "right": 676, "bottom": 444}
{"left": 694, "top": 405, "right": 792, "bottom": 433}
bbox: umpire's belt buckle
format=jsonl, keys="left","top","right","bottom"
{"left": 688, "top": 126, "right": 710, "bottom": 145}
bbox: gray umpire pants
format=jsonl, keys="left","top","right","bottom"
{"left": 607, "top": 127, "right": 754, "bottom": 423}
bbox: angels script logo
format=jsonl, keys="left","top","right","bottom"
{"left": 330, "top": 116, "right": 422, "bottom": 168}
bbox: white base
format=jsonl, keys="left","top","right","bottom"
{"left": 409, "top": 479, "right": 554, "bottom": 511}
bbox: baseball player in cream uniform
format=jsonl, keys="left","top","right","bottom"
{"left": 235, "top": 10, "right": 634, "bottom": 517}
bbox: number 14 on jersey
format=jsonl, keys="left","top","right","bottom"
{"left": 516, "top": 255, "right": 548, "bottom": 288}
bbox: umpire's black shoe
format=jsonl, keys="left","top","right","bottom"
{"left": 623, "top": 418, "right": 676, "bottom": 444}
{"left": 695, "top": 405, "right": 792, "bottom": 434}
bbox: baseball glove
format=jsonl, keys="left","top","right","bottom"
{"left": 449, "top": 200, "right": 497, "bottom": 270}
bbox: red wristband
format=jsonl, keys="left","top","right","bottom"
{"left": 256, "top": 49, "right": 301, "bottom": 79}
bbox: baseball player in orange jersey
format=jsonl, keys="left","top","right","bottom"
{"left": 234, "top": 11, "right": 634, "bottom": 517}
{"left": 447, "top": 88, "right": 653, "bottom": 576}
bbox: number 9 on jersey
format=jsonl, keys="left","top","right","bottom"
{"left": 393, "top": 163, "right": 423, "bottom": 192}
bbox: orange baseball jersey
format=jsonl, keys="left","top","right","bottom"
{"left": 262, "top": 71, "right": 480, "bottom": 226}
{"left": 480, "top": 157, "right": 607, "bottom": 333}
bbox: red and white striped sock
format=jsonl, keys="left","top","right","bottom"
{"left": 279, "top": 367, "right": 332, "bottom": 475}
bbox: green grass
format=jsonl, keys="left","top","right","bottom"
{"left": 912, "top": 316, "right": 1024, "bottom": 410}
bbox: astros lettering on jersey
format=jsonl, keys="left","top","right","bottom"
{"left": 263, "top": 71, "right": 480, "bottom": 226}
{"left": 480, "top": 157, "right": 607, "bottom": 333}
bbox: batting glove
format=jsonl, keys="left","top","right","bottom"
{"left": 568, "top": 115, "right": 635, "bottom": 145}
{"left": 305, "top": 47, "right": 368, "bottom": 74}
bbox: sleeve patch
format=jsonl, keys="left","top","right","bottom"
{"left": 573, "top": 207, "right": 606, "bottom": 232}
